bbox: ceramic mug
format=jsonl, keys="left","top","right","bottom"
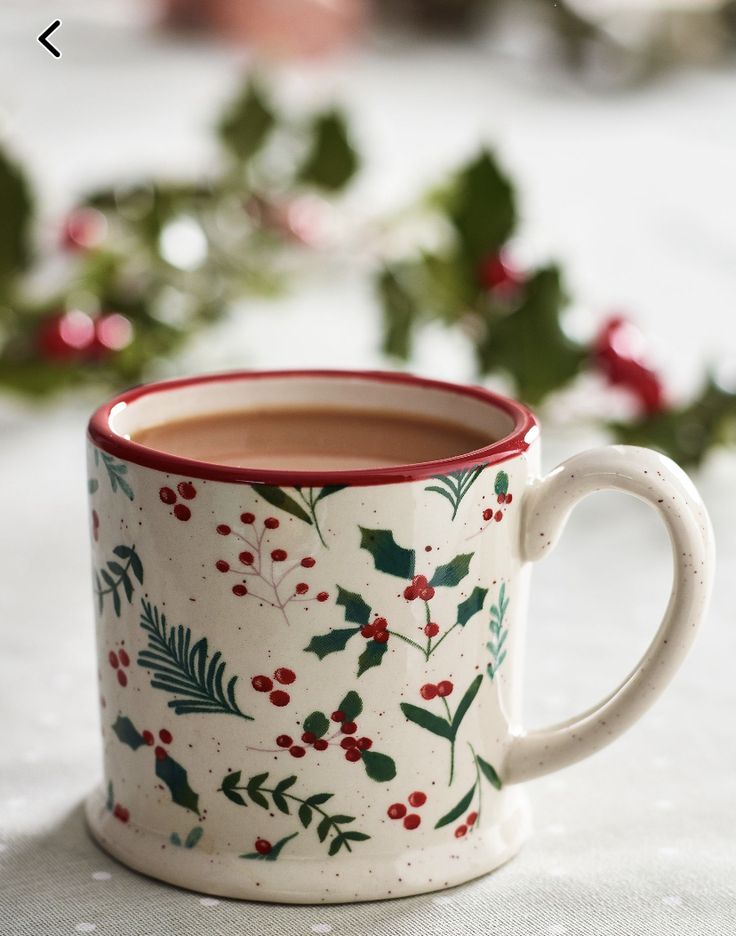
{"left": 85, "top": 370, "right": 714, "bottom": 903}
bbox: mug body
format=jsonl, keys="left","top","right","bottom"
{"left": 85, "top": 370, "right": 540, "bottom": 903}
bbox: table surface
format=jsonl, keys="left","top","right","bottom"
{"left": 1, "top": 3, "right": 735, "bottom": 934}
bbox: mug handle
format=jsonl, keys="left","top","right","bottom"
{"left": 504, "top": 444, "right": 714, "bottom": 784}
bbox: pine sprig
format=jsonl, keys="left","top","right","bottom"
{"left": 487, "top": 583, "right": 509, "bottom": 681}
{"left": 93, "top": 544, "right": 144, "bottom": 617}
{"left": 95, "top": 449, "right": 134, "bottom": 501}
{"left": 137, "top": 600, "right": 252, "bottom": 720}
{"left": 425, "top": 464, "right": 486, "bottom": 520}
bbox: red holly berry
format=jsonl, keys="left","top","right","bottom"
{"left": 373, "top": 617, "right": 388, "bottom": 632}
{"left": 301, "top": 557, "right": 316, "bottom": 568}
{"left": 38, "top": 310, "right": 95, "bottom": 360}
{"left": 264, "top": 517, "right": 280, "bottom": 529}
{"left": 467, "top": 811, "right": 478, "bottom": 825}
{"left": 420, "top": 683, "right": 438, "bottom": 700}
{"left": 403, "top": 814, "right": 421, "bottom": 830}
{"left": 159, "top": 728, "right": 173, "bottom": 744}
{"left": 412, "top": 575, "right": 428, "bottom": 589}
{"left": 505, "top": 493, "right": 513, "bottom": 504}
{"left": 424, "top": 622, "right": 439, "bottom": 638}
{"left": 314, "top": 739, "right": 328, "bottom": 751}
{"left": 594, "top": 316, "right": 666, "bottom": 415}
{"left": 356, "top": 737, "right": 372, "bottom": 750}
{"left": 118, "top": 649, "right": 130, "bottom": 667}
{"left": 289, "top": 745, "right": 306, "bottom": 758}
{"left": 91, "top": 313, "right": 134, "bottom": 356}
{"left": 295, "top": 582, "right": 309, "bottom": 595}
{"left": 108, "top": 651, "right": 119, "bottom": 669}
{"left": 215, "top": 559, "right": 230, "bottom": 573}
{"left": 316, "top": 592, "right": 329, "bottom": 602}
{"left": 159, "top": 487, "right": 176, "bottom": 505}
{"left": 154, "top": 746, "right": 167, "bottom": 761}
{"left": 483, "top": 508, "right": 493, "bottom": 521}
{"left": 387, "top": 803, "right": 406, "bottom": 820}
{"left": 271, "top": 549, "right": 287, "bottom": 562}
{"left": 340, "top": 737, "right": 357, "bottom": 749}
{"left": 62, "top": 207, "right": 107, "bottom": 251}
{"left": 301, "top": 731, "right": 317, "bottom": 744}
{"left": 276, "top": 734, "right": 293, "bottom": 748}
{"left": 269, "top": 690, "right": 290, "bottom": 707}
{"left": 341, "top": 721, "right": 357, "bottom": 735}
{"left": 477, "top": 253, "right": 522, "bottom": 296}
{"left": 419, "top": 586, "right": 435, "bottom": 601}
{"left": 239, "top": 551, "right": 254, "bottom": 566}
{"left": 113, "top": 803, "right": 129, "bottom": 823}
{"left": 360, "top": 624, "right": 375, "bottom": 639}
{"left": 274, "top": 667, "right": 296, "bottom": 685}
{"left": 251, "top": 675, "right": 273, "bottom": 692}
{"left": 455, "top": 824, "right": 468, "bottom": 838}
{"left": 408, "top": 791, "right": 427, "bottom": 808}
{"left": 345, "top": 748, "right": 361, "bottom": 762}
{"left": 497, "top": 493, "right": 506, "bottom": 504}
{"left": 142, "top": 730, "right": 154, "bottom": 746}
{"left": 494, "top": 510, "right": 503, "bottom": 523}
{"left": 173, "top": 504, "right": 191, "bottom": 522}
{"left": 216, "top": 524, "right": 231, "bottom": 535}
{"left": 255, "top": 838, "right": 272, "bottom": 855}
{"left": 240, "top": 512, "right": 255, "bottom": 524}
{"left": 374, "top": 631, "right": 390, "bottom": 644}
{"left": 403, "top": 586, "right": 418, "bottom": 601}
{"left": 177, "top": 481, "right": 196, "bottom": 500}
{"left": 116, "top": 670, "right": 127, "bottom": 687}
{"left": 331, "top": 710, "right": 345, "bottom": 722}
{"left": 437, "top": 680, "right": 454, "bottom": 697}
{"left": 232, "top": 584, "right": 247, "bottom": 597}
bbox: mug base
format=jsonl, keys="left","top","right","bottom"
{"left": 85, "top": 786, "right": 532, "bottom": 904}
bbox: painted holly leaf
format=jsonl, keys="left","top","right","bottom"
{"left": 241, "top": 832, "right": 298, "bottom": 861}
{"left": 220, "top": 770, "right": 246, "bottom": 806}
{"left": 451, "top": 674, "right": 483, "bottom": 735}
{"left": 434, "top": 783, "right": 477, "bottom": 829}
{"left": 477, "top": 756, "right": 502, "bottom": 790}
{"left": 399, "top": 703, "right": 453, "bottom": 741}
{"left": 378, "top": 264, "right": 419, "bottom": 359}
{"left": 337, "top": 690, "right": 363, "bottom": 722}
{"left": 494, "top": 470, "right": 509, "bottom": 497}
{"left": 298, "top": 109, "right": 359, "bottom": 192}
{"left": 304, "top": 627, "right": 359, "bottom": 660}
{"left": 156, "top": 752, "right": 200, "bottom": 814}
{"left": 357, "top": 640, "right": 387, "bottom": 677}
{"left": 112, "top": 715, "right": 145, "bottom": 750}
{"left": 457, "top": 586, "right": 488, "bottom": 627}
{"left": 359, "top": 528, "right": 415, "bottom": 579}
{"left": 360, "top": 750, "right": 396, "bottom": 783}
{"left": 448, "top": 149, "right": 516, "bottom": 265}
{"left": 429, "top": 553, "right": 473, "bottom": 588}
{"left": 336, "top": 586, "right": 371, "bottom": 627}
{"left": 218, "top": 77, "right": 275, "bottom": 163}
{"left": 303, "top": 711, "right": 330, "bottom": 739}
{"left": 250, "top": 485, "right": 312, "bottom": 524}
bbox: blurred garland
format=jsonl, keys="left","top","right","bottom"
{"left": 0, "top": 76, "right": 734, "bottom": 466}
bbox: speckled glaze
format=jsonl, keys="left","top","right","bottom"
{"left": 84, "top": 371, "right": 714, "bottom": 903}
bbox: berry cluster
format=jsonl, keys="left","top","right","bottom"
{"left": 330, "top": 708, "right": 373, "bottom": 763}
{"left": 159, "top": 481, "right": 197, "bottom": 522}
{"left": 454, "top": 810, "right": 479, "bottom": 838}
{"left": 251, "top": 667, "right": 296, "bottom": 708}
{"left": 360, "top": 616, "right": 390, "bottom": 645}
{"left": 139, "top": 726, "right": 174, "bottom": 762}
{"left": 108, "top": 646, "right": 130, "bottom": 687}
{"left": 420, "top": 680, "right": 453, "bottom": 701}
{"left": 403, "top": 574, "right": 435, "bottom": 602}
{"left": 387, "top": 791, "right": 427, "bottom": 830}
{"left": 37, "top": 308, "right": 133, "bottom": 362}
{"left": 481, "top": 489, "right": 513, "bottom": 525}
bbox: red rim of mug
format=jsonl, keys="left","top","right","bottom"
{"left": 87, "top": 369, "right": 539, "bottom": 487}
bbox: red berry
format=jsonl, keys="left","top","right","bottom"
{"left": 494, "top": 510, "right": 503, "bottom": 523}
{"left": 497, "top": 493, "right": 506, "bottom": 504}
{"left": 316, "top": 592, "right": 329, "bottom": 602}
{"left": 420, "top": 683, "right": 438, "bottom": 700}
{"left": 505, "top": 493, "right": 513, "bottom": 504}
{"left": 264, "top": 517, "right": 280, "bottom": 529}
{"left": 331, "top": 710, "right": 345, "bottom": 722}
{"left": 91, "top": 313, "right": 133, "bottom": 355}
{"left": 276, "top": 734, "right": 293, "bottom": 748}
{"left": 340, "top": 737, "right": 357, "bottom": 749}
{"left": 269, "top": 690, "right": 290, "bottom": 707}
{"left": 477, "top": 253, "right": 522, "bottom": 295}
{"left": 177, "top": 481, "right": 196, "bottom": 500}
{"left": 108, "top": 651, "right": 119, "bottom": 669}
{"left": 437, "top": 680, "right": 454, "bottom": 697}
{"left": 118, "top": 649, "right": 130, "bottom": 667}
{"left": 412, "top": 575, "right": 428, "bottom": 589}
{"left": 594, "top": 316, "right": 666, "bottom": 415}
{"left": 313, "top": 739, "right": 328, "bottom": 751}
{"left": 356, "top": 737, "right": 372, "bottom": 750}
{"left": 240, "top": 512, "right": 255, "bottom": 524}
{"left": 424, "top": 623, "right": 439, "bottom": 638}
{"left": 271, "top": 549, "right": 287, "bottom": 562}
{"left": 361, "top": 624, "right": 375, "bottom": 639}
{"left": 116, "top": 670, "right": 127, "bottom": 687}
{"left": 289, "top": 745, "right": 306, "bottom": 758}
{"left": 274, "top": 667, "right": 296, "bottom": 685}
{"left": 159, "top": 729, "right": 172, "bottom": 744}
{"left": 374, "top": 631, "right": 390, "bottom": 644}
{"left": 239, "top": 551, "right": 254, "bottom": 566}
{"left": 301, "top": 731, "right": 317, "bottom": 744}
{"left": 159, "top": 487, "right": 176, "bottom": 505}
{"left": 295, "top": 582, "right": 309, "bottom": 595}
{"left": 387, "top": 803, "right": 406, "bottom": 820}
{"left": 215, "top": 559, "right": 230, "bottom": 573}
{"left": 216, "top": 524, "right": 231, "bottom": 535}
{"left": 173, "top": 504, "right": 191, "bottom": 521}
{"left": 255, "top": 838, "right": 272, "bottom": 855}
{"left": 154, "top": 746, "right": 167, "bottom": 761}
{"left": 408, "top": 791, "right": 427, "bottom": 807}
{"left": 403, "top": 814, "right": 421, "bottom": 830}
{"left": 341, "top": 721, "right": 357, "bottom": 735}
{"left": 38, "top": 310, "right": 95, "bottom": 360}
{"left": 62, "top": 207, "right": 107, "bottom": 251}
{"left": 483, "top": 508, "right": 493, "bottom": 521}
{"left": 373, "top": 617, "right": 388, "bottom": 632}
{"left": 467, "top": 811, "right": 478, "bottom": 825}
{"left": 251, "top": 675, "right": 273, "bottom": 692}
{"left": 232, "top": 584, "right": 248, "bottom": 597}
{"left": 455, "top": 824, "right": 468, "bottom": 838}
{"left": 142, "top": 730, "right": 154, "bottom": 746}
{"left": 419, "top": 586, "right": 435, "bottom": 601}
{"left": 345, "top": 748, "right": 361, "bottom": 762}
{"left": 403, "top": 586, "right": 418, "bottom": 601}
{"left": 301, "top": 557, "right": 316, "bottom": 568}
{"left": 113, "top": 803, "right": 129, "bottom": 823}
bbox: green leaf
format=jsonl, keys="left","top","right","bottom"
{"left": 170, "top": 833, "right": 182, "bottom": 846}
{"left": 434, "top": 783, "right": 477, "bottom": 829}
{"left": 303, "top": 711, "right": 330, "bottom": 739}
{"left": 105, "top": 781, "right": 114, "bottom": 811}
{"left": 274, "top": 776, "right": 297, "bottom": 795}
{"left": 327, "top": 815, "right": 355, "bottom": 825}
{"left": 156, "top": 753, "right": 200, "bottom": 814}
{"left": 306, "top": 793, "right": 333, "bottom": 807}
{"left": 247, "top": 772, "right": 269, "bottom": 792}
{"left": 223, "top": 788, "right": 245, "bottom": 806}
{"left": 476, "top": 756, "right": 503, "bottom": 790}
{"left": 250, "top": 485, "right": 312, "bottom": 524}
{"left": 298, "top": 803, "right": 313, "bottom": 828}
{"left": 378, "top": 266, "right": 419, "bottom": 359}
{"left": 337, "top": 690, "right": 363, "bottom": 722}
{"left": 316, "top": 816, "right": 332, "bottom": 843}
{"left": 336, "top": 586, "right": 371, "bottom": 627}
{"left": 185, "top": 826, "right": 204, "bottom": 848}
{"left": 111, "top": 714, "right": 145, "bottom": 750}
{"left": 360, "top": 750, "right": 397, "bottom": 783}
{"left": 248, "top": 789, "right": 269, "bottom": 810}
{"left": 457, "top": 587, "right": 488, "bottom": 627}
{"left": 400, "top": 703, "right": 453, "bottom": 740}
{"left": 241, "top": 831, "right": 298, "bottom": 861}
{"left": 359, "top": 528, "right": 415, "bottom": 579}
{"left": 272, "top": 793, "right": 290, "bottom": 815}
{"left": 0, "top": 148, "right": 33, "bottom": 287}
{"left": 221, "top": 770, "right": 242, "bottom": 791}
{"left": 219, "top": 78, "right": 276, "bottom": 163}
{"left": 448, "top": 149, "right": 516, "bottom": 264}
{"left": 88, "top": 479, "right": 99, "bottom": 494}
{"left": 429, "top": 553, "right": 473, "bottom": 588}
{"left": 494, "top": 470, "right": 509, "bottom": 496}
{"left": 314, "top": 485, "right": 348, "bottom": 503}
{"left": 328, "top": 835, "right": 344, "bottom": 857}
{"left": 304, "top": 626, "right": 360, "bottom": 660}
{"left": 357, "top": 639, "right": 387, "bottom": 677}
{"left": 451, "top": 674, "right": 483, "bottom": 735}
{"left": 341, "top": 831, "right": 371, "bottom": 842}
{"left": 299, "top": 109, "right": 359, "bottom": 191}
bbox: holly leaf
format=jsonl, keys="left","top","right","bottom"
{"left": 111, "top": 714, "right": 145, "bottom": 750}
{"left": 219, "top": 78, "right": 276, "bottom": 163}
{"left": 494, "top": 470, "right": 509, "bottom": 496}
{"left": 0, "top": 147, "right": 33, "bottom": 289}
{"left": 336, "top": 586, "right": 371, "bottom": 627}
{"left": 304, "top": 626, "right": 360, "bottom": 660}
{"left": 303, "top": 711, "right": 330, "bottom": 739}
{"left": 156, "top": 752, "right": 200, "bottom": 814}
{"left": 378, "top": 265, "right": 419, "bottom": 359}
{"left": 429, "top": 553, "right": 473, "bottom": 588}
{"left": 450, "top": 674, "right": 483, "bottom": 735}
{"left": 399, "top": 703, "right": 453, "bottom": 740}
{"left": 359, "top": 528, "right": 415, "bottom": 579}
{"left": 357, "top": 640, "right": 387, "bottom": 677}
{"left": 337, "top": 690, "right": 363, "bottom": 722}
{"left": 250, "top": 485, "right": 312, "bottom": 524}
{"left": 456, "top": 586, "right": 488, "bottom": 627}
{"left": 448, "top": 149, "right": 515, "bottom": 265}
{"left": 299, "top": 110, "right": 359, "bottom": 191}
{"left": 476, "top": 756, "right": 503, "bottom": 790}
{"left": 360, "top": 750, "right": 396, "bottom": 783}
{"left": 434, "top": 783, "right": 477, "bottom": 829}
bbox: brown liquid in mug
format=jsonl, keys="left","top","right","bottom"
{"left": 133, "top": 407, "right": 492, "bottom": 471}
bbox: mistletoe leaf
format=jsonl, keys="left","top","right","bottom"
{"left": 399, "top": 703, "right": 453, "bottom": 740}
{"left": 111, "top": 715, "right": 145, "bottom": 750}
{"left": 156, "top": 752, "right": 200, "bottom": 814}
{"left": 250, "top": 485, "right": 312, "bottom": 524}
{"left": 476, "top": 756, "right": 503, "bottom": 790}
{"left": 219, "top": 78, "right": 276, "bottom": 163}
{"left": 337, "top": 690, "right": 363, "bottom": 722}
{"left": 448, "top": 149, "right": 516, "bottom": 264}
{"left": 357, "top": 639, "right": 387, "bottom": 677}
{"left": 336, "top": 586, "right": 372, "bottom": 627}
{"left": 359, "top": 528, "right": 415, "bottom": 579}
{"left": 299, "top": 109, "right": 359, "bottom": 191}
{"left": 434, "top": 783, "right": 477, "bottom": 829}
{"left": 457, "top": 586, "right": 488, "bottom": 627}
{"left": 303, "top": 711, "right": 330, "bottom": 739}
{"left": 360, "top": 750, "right": 397, "bottom": 783}
{"left": 0, "top": 147, "right": 33, "bottom": 288}
{"left": 429, "top": 553, "right": 473, "bottom": 588}
{"left": 450, "top": 674, "right": 483, "bottom": 735}
{"left": 304, "top": 626, "right": 360, "bottom": 660}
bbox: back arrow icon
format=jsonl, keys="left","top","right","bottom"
{"left": 38, "top": 19, "right": 62, "bottom": 58}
